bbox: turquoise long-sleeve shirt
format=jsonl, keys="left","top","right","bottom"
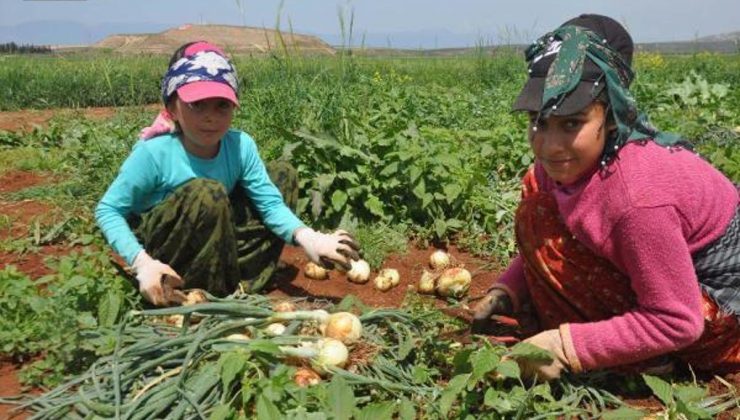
{"left": 95, "top": 129, "right": 305, "bottom": 265}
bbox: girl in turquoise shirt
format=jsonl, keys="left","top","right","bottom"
{"left": 96, "top": 41, "right": 359, "bottom": 305}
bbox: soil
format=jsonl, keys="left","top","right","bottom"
{"left": 267, "top": 244, "right": 498, "bottom": 310}
{"left": 0, "top": 105, "right": 159, "bottom": 133}
{"left": 0, "top": 362, "right": 30, "bottom": 420}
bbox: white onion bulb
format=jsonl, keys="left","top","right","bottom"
{"left": 418, "top": 270, "right": 436, "bottom": 294}
{"left": 347, "top": 259, "right": 371, "bottom": 283}
{"left": 226, "top": 333, "right": 250, "bottom": 341}
{"left": 184, "top": 289, "right": 208, "bottom": 306}
{"left": 321, "top": 312, "right": 362, "bottom": 343}
{"left": 265, "top": 323, "right": 286, "bottom": 336}
{"left": 429, "top": 250, "right": 451, "bottom": 270}
{"left": 314, "top": 338, "right": 349, "bottom": 373}
{"left": 305, "top": 262, "right": 328, "bottom": 280}
{"left": 373, "top": 268, "right": 400, "bottom": 291}
{"left": 273, "top": 301, "right": 296, "bottom": 312}
{"left": 436, "top": 267, "right": 472, "bottom": 298}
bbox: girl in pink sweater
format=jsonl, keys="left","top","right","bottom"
{"left": 472, "top": 14, "right": 740, "bottom": 380}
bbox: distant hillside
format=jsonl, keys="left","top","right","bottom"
{"left": 92, "top": 24, "right": 335, "bottom": 55}
{"left": 695, "top": 31, "right": 740, "bottom": 43}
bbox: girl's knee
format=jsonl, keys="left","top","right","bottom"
{"left": 179, "top": 179, "right": 231, "bottom": 220}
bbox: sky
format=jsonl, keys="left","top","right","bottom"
{"left": 1, "top": 0, "right": 739, "bottom": 48}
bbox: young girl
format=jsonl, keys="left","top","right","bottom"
{"left": 472, "top": 14, "right": 739, "bottom": 380}
{"left": 96, "top": 41, "right": 359, "bottom": 306}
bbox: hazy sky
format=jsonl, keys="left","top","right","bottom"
{"left": 2, "top": 0, "right": 739, "bottom": 45}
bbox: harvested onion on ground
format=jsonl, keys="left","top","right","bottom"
{"left": 374, "top": 268, "right": 400, "bottom": 291}
{"left": 429, "top": 249, "right": 451, "bottom": 270}
{"left": 304, "top": 262, "right": 329, "bottom": 280}
{"left": 346, "top": 259, "right": 371, "bottom": 283}
{"left": 436, "top": 267, "right": 472, "bottom": 298}
{"left": 418, "top": 270, "right": 437, "bottom": 294}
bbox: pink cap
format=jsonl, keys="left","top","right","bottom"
{"left": 177, "top": 81, "right": 239, "bottom": 106}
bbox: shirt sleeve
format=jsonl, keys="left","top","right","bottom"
{"left": 238, "top": 133, "right": 305, "bottom": 243}
{"left": 95, "top": 145, "right": 159, "bottom": 265}
{"left": 493, "top": 255, "right": 529, "bottom": 311}
{"left": 567, "top": 205, "right": 705, "bottom": 370}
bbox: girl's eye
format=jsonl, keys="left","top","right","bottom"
{"left": 217, "top": 101, "right": 234, "bottom": 111}
{"left": 563, "top": 119, "right": 582, "bottom": 130}
{"left": 189, "top": 101, "right": 207, "bottom": 112}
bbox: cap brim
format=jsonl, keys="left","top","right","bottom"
{"left": 512, "top": 78, "right": 603, "bottom": 116}
{"left": 177, "top": 81, "right": 239, "bottom": 106}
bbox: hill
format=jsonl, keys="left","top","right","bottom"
{"left": 92, "top": 24, "right": 335, "bottom": 55}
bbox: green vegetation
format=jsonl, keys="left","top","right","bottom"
{"left": 0, "top": 50, "right": 738, "bottom": 417}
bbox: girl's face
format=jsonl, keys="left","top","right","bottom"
{"left": 168, "top": 97, "right": 235, "bottom": 159}
{"left": 528, "top": 102, "right": 609, "bottom": 185}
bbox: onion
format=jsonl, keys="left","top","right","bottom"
{"left": 346, "top": 259, "right": 371, "bottom": 283}
{"left": 164, "top": 314, "right": 184, "bottom": 327}
{"left": 418, "top": 270, "right": 437, "bottom": 294}
{"left": 373, "top": 268, "right": 400, "bottom": 291}
{"left": 273, "top": 301, "right": 296, "bottom": 312}
{"left": 226, "top": 333, "right": 250, "bottom": 341}
{"left": 313, "top": 338, "right": 349, "bottom": 373}
{"left": 280, "top": 338, "right": 349, "bottom": 374}
{"left": 304, "top": 262, "right": 328, "bottom": 280}
{"left": 184, "top": 289, "right": 208, "bottom": 306}
{"left": 294, "top": 367, "right": 321, "bottom": 387}
{"left": 265, "top": 323, "right": 286, "bottom": 336}
{"left": 429, "top": 250, "right": 451, "bottom": 270}
{"left": 436, "top": 267, "right": 472, "bottom": 298}
{"left": 321, "top": 312, "right": 362, "bottom": 343}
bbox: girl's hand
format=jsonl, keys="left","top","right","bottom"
{"left": 471, "top": 288, "right": 514, "bottom": 332}
{"left": 518, "top": 329, "right": 570, "bottom": 381}
{"left": 132, "top": 251, "right": 182, "bottom": 306}
{"left": 294, "top": 228, "right": 361, "bottom": 271}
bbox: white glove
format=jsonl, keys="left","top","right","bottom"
{"left": 294, "top": 228, "right": 360, "bottom": 271}
{"left": 132, "top": 250, "right": 182, "bottom": 306}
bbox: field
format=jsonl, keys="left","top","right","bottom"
{"left": 0, "top": 49, "right": 739, "bottom": 418}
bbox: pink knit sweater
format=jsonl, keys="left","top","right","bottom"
{"left": 497, "top": 141, "right": 738, "bottom": 370}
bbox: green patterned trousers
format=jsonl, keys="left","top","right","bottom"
{"left": 134, "top": 161, "right": 299, "bottom": 295}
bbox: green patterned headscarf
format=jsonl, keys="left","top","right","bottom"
{"left": 526, "top": 25, "right": 693, "bottom": 166}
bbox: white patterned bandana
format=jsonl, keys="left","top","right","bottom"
{"left": 161, "top": 50, "right": 238, "bottom": 103}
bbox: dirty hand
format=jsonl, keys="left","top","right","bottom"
{"left": 294, "top": 227, "right": 360, "bottom": 271}
{"left": 518, "top": 329, "right": 570, "bottom": 381}
{"left": 471, "top": 288, "right": 513, "bottom": 332}
{"left": 132, "top": 250, "right": 182, "bottom": 306}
